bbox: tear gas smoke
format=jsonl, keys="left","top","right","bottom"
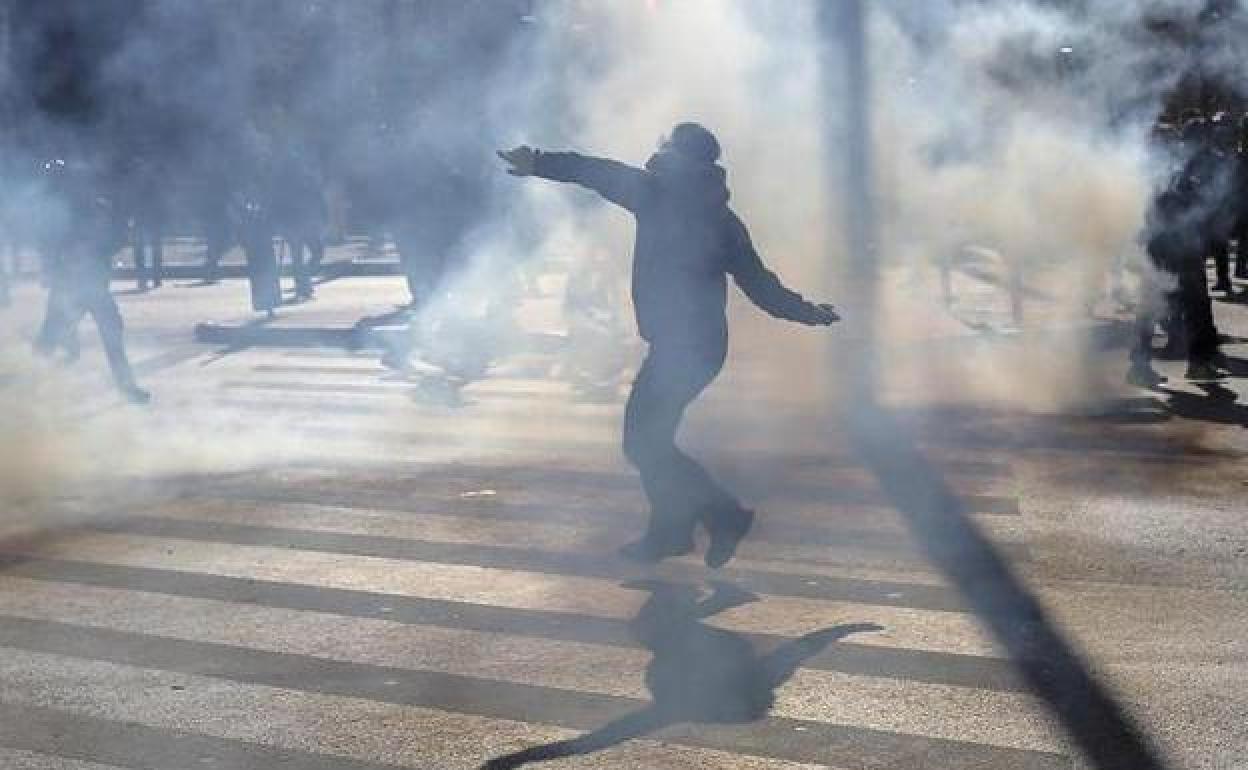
{"left": 0, "top": 0, "right": 1239, "bottom": 519}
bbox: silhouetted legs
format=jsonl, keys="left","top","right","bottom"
{"left": 1212, "top": 238, "right": 1234, "bottom": 293}
{"left": 621, "top": 341, "right": 746, "bottom": 562}
{"left": 284, "top": 234, "right": 322, "bottom": 300}
{"left": 133, "top": 221, "right": 163, "bottom": 290}
{"left": 240, "top": 222, "right": 280, "bottom": 315}
{"left": 35, "top": 258, "right": 147, "bottom": 403}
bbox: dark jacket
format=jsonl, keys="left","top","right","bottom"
{"left": 534, "top": 149, "right": 825, "bottom": 347}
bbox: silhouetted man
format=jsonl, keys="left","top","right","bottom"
{"left": 272, "top": 145, "right": 326, "bottom": 301}
{"left": 232, "top": 139, "right": 281, "bottom": 317}
{"left": 1130, "top": 157, "right": 1226, "bottom": 386}
{"left": 34, "top": 158, "right": 149, "bottom": 404}
{"left": 499, "top": 123, "right": 839, "bottom": 567}
{"left": 125, "top": 155, "right": 166, "bottom": 292}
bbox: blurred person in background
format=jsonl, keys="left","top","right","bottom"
{"left": 34, "top": 157, "right": 149, "bottom": 403}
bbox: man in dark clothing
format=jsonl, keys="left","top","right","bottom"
{"left": 34, "top": 158, "right": 150, "bottom": 404}
{"left": 1201, "top": 113, "right": 1240, "bottom": 295}
{"left": 1129, "top": 168, "right": 1226, "bottom": 386}
{"left": 231, "top": 138, "right": 282, "bottom": 316}
{"left": 499, "top": 123, "right": 839, "bottom": 567}
{"left": 271, "top": 147, "right": 327, "bottom": 302}
{"left": 124, "top": 155, "right": 166, "bottom": 291}
{"left": 234, "top": 188, "right": 282, "bottom": 316}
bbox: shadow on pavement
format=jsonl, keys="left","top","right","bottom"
{"left": 1161, "top": 382, "right": 1248, "bottom": 427}
{"left": 480, "top": 579, "right": 881, "bottom": 769}
{"left": 849, "top": 401, "right": 1168, "bottom": 770}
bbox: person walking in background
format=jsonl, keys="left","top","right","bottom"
{"left": 499, "top": 123, "right": 840, "bottom": 568}
{"left": 34, "top": 158, "right": 150, "bottom": 404}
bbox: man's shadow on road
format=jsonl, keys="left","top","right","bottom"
{"left": 481, "top": 579, "right": 882, "bottom": 769}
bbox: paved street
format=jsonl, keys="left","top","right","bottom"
{"left": 0, "top": 262, "right": 1245, "bottom": 769}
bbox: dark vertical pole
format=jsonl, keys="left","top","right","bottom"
{"left": 819, "top": 0, "right": 878, "bottom": 401}
{"left": 840, "top": 0, "right": 876, "bottom": 285}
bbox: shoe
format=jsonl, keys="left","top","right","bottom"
{"left": 706, "top": 506, "right": 755, "bottom": 569}
{"left": 1184, "top": 362, "right": 1226, "bottom": 382}
{"left": 1126, "top": 364, "right": 1167, "bottom": 388}
{"left": 119, "top": 383, "right": 151, "bottom": 405}
{"left": 618, "top": 534, "right": 695, "bottom": 564}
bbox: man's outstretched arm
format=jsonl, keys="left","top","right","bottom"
{"left": 726, "top": 212, "right": 839, "bottom": 326}
{"left": 499, "top": 146, "right": 646, "bottom": 213}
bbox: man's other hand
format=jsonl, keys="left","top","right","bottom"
{"left": 810, "top": 303, "right": 840, "bottom": 325}
{"left": 497, "top": 146, "right": 536, "bottom": 177}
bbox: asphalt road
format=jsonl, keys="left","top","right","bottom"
{"left": 0, "top": 259, "right": 1245, "bottom": 769}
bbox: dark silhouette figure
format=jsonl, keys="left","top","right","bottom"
{"left": 192, "top": 153, "right": 234, "bottom": 285}
{"left": 33, "top": 159, "right": 149, "bottom": 404}
{"left": 392, "top": 152, "right": 477, "bottom": 309}
{"left": 1130, "top": 130, "right": 1227, "bottom": 386}
{"left": 124, "top": 155, "right": 166, "bottom": 291}
{"left": 481, "top": 579, "right": 881, "bottom": 769}
{"left": 499, "top": 124, "right": 839, "bottom": 567}
{"left": 231, "top": 141, "right": 282, "bottom": 317}
{"left": 272, "top": 146, "right": 327, "bottom": 301}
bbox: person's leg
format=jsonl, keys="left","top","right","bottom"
{"left": 242, "top": 223, "right": 281, "bottom": 314}
{"left": 620, "top": 344, "right": 728, "bottom": 561}
{"left": 1178, "top": 260, "right": 1221, "bottom": 379}
{"left": 203, "top": 209, "right": 227, "bottom": 283}
{"left": 133, "top": 228, "right": 149, "bottom": 291}
{"left": 85, "top": 288, "right": 148, "bottom": 403}
{"left": 35, "top": 285, "right": 67, "bottom": 355}
{"left": 150, "top": 225, "right": 164, "bottom": 288}
{"left": 1236, "top": 219, "right": 1248, "bottom": 279}
{"left": 307, "top": 234, "right": 324, "bottom": 273}
{"left": 1212, "top": 239, "right": 1232, "bottom": 292}
{"left": 291, "top": 237, "right": 313, "bottom": 299}
{"left": 394, "top": 230, "right": 428, "bottom": 307}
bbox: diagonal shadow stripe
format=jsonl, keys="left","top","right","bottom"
{"left": 849, "top": 402, "right": 1169, "bottom": 769}
{"left": 0, "top": 616, "right": 1069, "bottom": 770}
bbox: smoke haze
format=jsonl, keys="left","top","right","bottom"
{"left": 0, "top": 0, "right": 1240, "bottom": 515}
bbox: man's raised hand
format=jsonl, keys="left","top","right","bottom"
{"left": 497, "top": 146, "right": 536, "bottom": 177}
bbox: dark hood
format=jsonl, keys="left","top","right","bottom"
{"left": 645, "top": 150, "right": 730, "bottom": 210}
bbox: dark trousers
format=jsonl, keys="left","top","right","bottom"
{"left": 395, "top": 227, "right": 453, "bottom": 308}
{"left": 36, "top": 265, "right": 138, "bottom": 390}
{"left": 1208, "top": 238, "right": 1238, "bottom": 287}
{"left": 1176, "top": 260, "right": 1220, "bottom": 363}
{"left": 133, "top": 223, "right": 163, "bottom": 288}
{"left": 240, "top": 223, "right": 281, "bottom": 312}
{"left": 284, "top": 234, "right": 324, "bottom": 298}
{"left": 622, "top": 340, "right": 735, "bottom": 542}
{"left": 202, "top": 211, "right": 230, "bottom": 282}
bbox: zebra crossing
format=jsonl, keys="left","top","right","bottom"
{"left": 0, "top": 347, "right": 1077, "bottom": 769}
